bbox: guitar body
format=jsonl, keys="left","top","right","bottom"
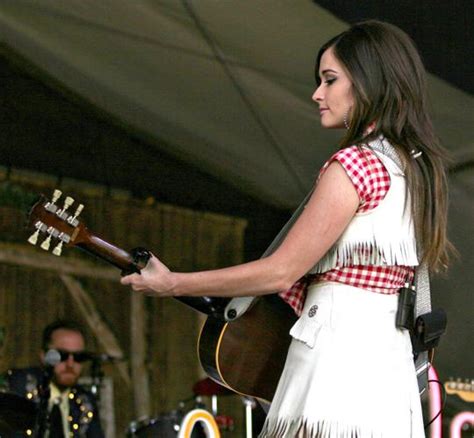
{"left": 198, "top": 294, "right": 297, "bottom": 403}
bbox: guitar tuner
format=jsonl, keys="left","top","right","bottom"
{"left": 27, "top": 229, "right": 40, "bottom": 245}
{"left": 40, "top": 234, "right": 52, "bottom": 251}
{"left": 64, "top": 196, "right": 74, "bottom": 209}
{"left": 52, "top": 189, "right": 62, "bottom": 203}
{"left": 28, "top": 221, "right": 47, "bottom": 246}
{"left": 67, "top": 203, "right": 84, "bottom": 227}
{"left": 56, "top": 196, "right": 75, "bottom": 218}
{"left": 52, "top": 241, "right": 64, "bottom": 256}
{"left": 44, "top": 202, "right": 58, "bottom": 214}
{"left": 57, "top": 232, "right": 71, "bottom": 244}
{"left": 40, "top": 226, "right": 62, "bottom": 251}
{"left": 45, "top": 189, "right": 62, "bottom": 212}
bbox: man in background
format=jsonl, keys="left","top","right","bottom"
{"left": 4, "top": 319, "right": 104, "bottom": 437}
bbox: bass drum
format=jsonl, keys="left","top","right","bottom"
{"left": 127, "top": 411, "right": 182, "bottom": 437}
{"left": 178, "top": 409, "right": 220, "bottom": 438}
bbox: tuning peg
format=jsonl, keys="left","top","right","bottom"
{"left": 40, "top": 235, "right": 52, "bottom": 251}
{"left": 28, "top": 230, "right": 40, "bottom": 245}
{"left": 52, "top": 241, "right": 63, "bottom": 256}
{"left": 56, "top": 196, "right": 75, "bottom": 217}
{"left": 67, "top": 203, "right": 84, "bottom": 225}
{"left": 63, "top": 196, "right": 74, "bottom": 211}
{"left": 74, "top": 203, "right": 84, "bottom": 217}
{"left": 52, "top": 189, "right": 62, "bottom": 204}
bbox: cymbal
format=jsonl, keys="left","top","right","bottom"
{"left": 0, "top": 392, "right": 36, "bottom": 434}
{"left": 192, "top": 378, "right": 234, "bottom": 397}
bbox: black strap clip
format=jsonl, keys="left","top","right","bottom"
{"left": 412, "top": 308, "right": 447, "bottom": 353}
{"left": 395, "top": 286, "right": 416, "bottom": 329}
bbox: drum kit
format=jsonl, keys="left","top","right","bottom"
{"left": 127, "top": 378, "right": 239, "bottom": 438}
{"left": 0, "top": 377, "right": 250, "bottom": 437}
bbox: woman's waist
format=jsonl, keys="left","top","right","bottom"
{"left": 278, "top": 265, "right": 412, "bottom": 317}
{"left": 315, "top": 265, "right": 414, "bottom": 291}
{"left": 304, "top": 280, "right": 400, "bottom": 318}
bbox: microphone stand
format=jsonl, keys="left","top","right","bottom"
{"left": 34, "top": 366, "right": 54, "bottom": 438}
{"left": 34, "top": 349, "right": 61, "bottom": 438}
{"left": 90, "top": 356, "right": 104, "bottom": 403}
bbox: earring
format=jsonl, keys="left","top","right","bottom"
{"left": 343, "top": 109, "right": 350, "bottom": 130}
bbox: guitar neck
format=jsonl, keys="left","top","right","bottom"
{"left": 77, "top": 235, "right": 135, "bottom": 272}
{"left": 77, "top": 233, "right": 229, "bottom": 318}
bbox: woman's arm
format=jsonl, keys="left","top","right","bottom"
{"left": 120, "top": 161, "right": 359, "bottom": 297}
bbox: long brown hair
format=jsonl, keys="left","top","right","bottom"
{"left": 316, "top": 20, "right": 452, "bottom": 272}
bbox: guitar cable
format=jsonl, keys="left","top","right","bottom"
{"left": 424, "top": 378, "right": 447, "bottom": 429}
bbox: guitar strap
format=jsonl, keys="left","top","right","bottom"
{"left": 261, "top": 190, "right": 315, "bottom": 258}
{"left": 414, "top": 262, "right": 431, "bottom": 395}
{"left": 224, "top": 188, "right": 315, "bottom": 321}
{"left": 369, "top": 137, "right": 433, "bottom": 395}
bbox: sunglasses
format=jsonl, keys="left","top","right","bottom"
{"left": 56, "top": 350, "right": 91, "bottom": 363}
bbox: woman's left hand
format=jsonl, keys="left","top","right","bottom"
{"left": 120, "top": 254, "right": 174, "bottom": 297}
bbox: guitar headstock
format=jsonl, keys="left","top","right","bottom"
{"left": 27, "top": 189, "right": 86, "bottom": 256}
{"left": 445, "top": 378, "right": 474, "bottom": 402}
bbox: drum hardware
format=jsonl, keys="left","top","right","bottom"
{"left": 191, "top": 395, "right": 206, "bottom": 410}
{"left": 193, "top": 378, "right": 233, "bottom": 419}
{"left": 89, "top": 353, "right": 105, "bottom": 402}
{"left": 241, "top": 397, "right": 256, "bottom": 438}
{"left": 126, "top": 410, "right": 183, "bottom": 437}
{"left": 211, "top": 395, "right": 218, "bottom": 416}
{"left": 79, "top": 352, "right": 123, "bottom": 401}
{"left": 0, "top": 391, "right": 36, "bottom": 435}
{"left": 127, "top": 378, "right": 238, "bottom": 437}
{"left": 190, "top": 394, "right": 234, "bottom": 435}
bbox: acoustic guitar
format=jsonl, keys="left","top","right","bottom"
{"left": 27, "top": 190, "right": 296, "bottom": 403}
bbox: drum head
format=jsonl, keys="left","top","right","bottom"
{"left": 128, "top": 412, "right": 181, "bottom": 437}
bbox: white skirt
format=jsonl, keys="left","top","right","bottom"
{"left": 259, "top": 282, "right": 425, "bottom": 438}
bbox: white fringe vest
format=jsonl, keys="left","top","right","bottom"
{"left": 310, "top": 138, "right": 419, "bottom": 273}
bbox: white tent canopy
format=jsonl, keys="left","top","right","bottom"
{"left": 1, "top": 0, "right": 472, "bottom": 208}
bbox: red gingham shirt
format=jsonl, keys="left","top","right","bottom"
{"left": 280, "top": 146, "right": 414, "bottom": 316}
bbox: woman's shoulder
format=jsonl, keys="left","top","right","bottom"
{"left": 320, "top": 144, "right": 390, "bottom": 211}
{"left": 323, "top": 145, "right": 380, "bottom": 173}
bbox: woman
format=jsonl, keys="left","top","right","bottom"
{"left": 122, "top": 20, "right": 451, "bottom": 437}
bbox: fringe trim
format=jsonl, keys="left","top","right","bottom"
{"left": 310, "top": 239, "right": 418, "bottom": 274}
{"left": 259, "top": 416, "right": 383, "bottom": 438}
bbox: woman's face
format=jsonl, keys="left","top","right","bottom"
{"left": 312, "top": 47, "right": 354, "bottom": 129}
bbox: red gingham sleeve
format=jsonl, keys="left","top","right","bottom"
{"left": 319, "top": 146, "right": 391, "bottom": 212}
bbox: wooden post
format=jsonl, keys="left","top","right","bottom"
{"left": 130, "top": 293, "right": 151, "bottom": 419}
{"left": 60, "top": 274, "right": 131, "bottom": 387}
